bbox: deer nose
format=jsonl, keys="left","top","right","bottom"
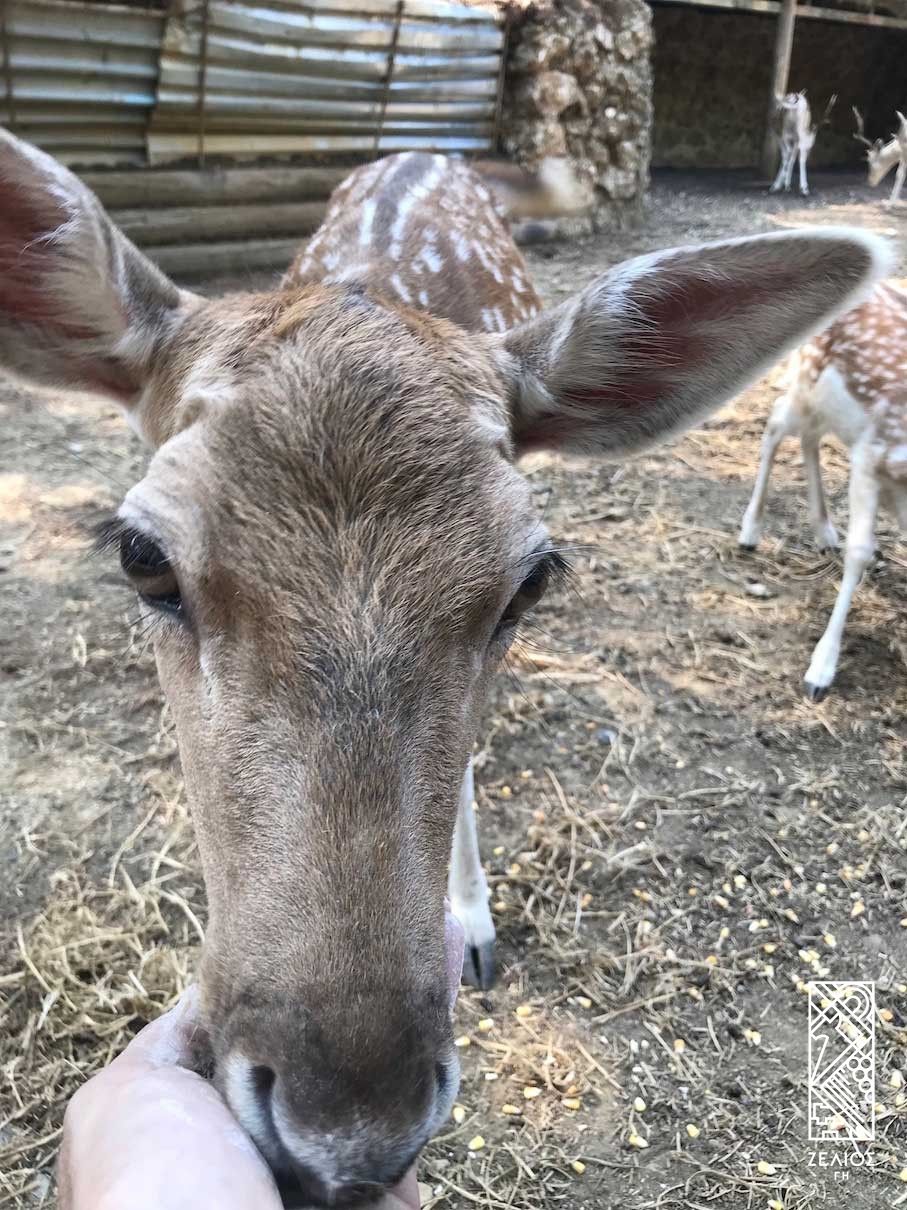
{"left": 224, "top": 1049, "right": 458, "bottom": 1206}
{"left": 282, "top": 1156, "right": 418, "bottom": 1209}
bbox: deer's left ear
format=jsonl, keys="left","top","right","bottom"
{"left": 496, "top": 228, "right": 890, "bottom": 457}
{"left": 0, "top": 127, "right": 190, "bottom": 406}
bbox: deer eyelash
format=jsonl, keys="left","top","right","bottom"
{"left": 93, "top": 514, "right": 130, "bottom": 557}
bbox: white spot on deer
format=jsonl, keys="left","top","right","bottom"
{"left": 359, "top": 199, "right": 377, "bottom": 247}
{"left": 453, "top": 233, "right": 471, "bottom": 262}
{"left": 388, "top": 160, "right": 446, "bottom": 260}
{"left": 474, "top": 242, "right": 504, "bottom": 283}
{"left": 420, "top": 245, "right": 443, "bottom": 273}
{"left": 418, "top": 289, "right": 429, "bottom": 307}
{"left": 390, "top": 273, "right": 412, "bottom": 304}
{"left": 480, "top": 308, "right": 496, "bottom": 332}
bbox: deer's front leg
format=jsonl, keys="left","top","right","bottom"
{"left": 448, "top": 759, "right": 496, "bottom": 989}
{"left": 798, "top": 145, "right": 809, "bottom": 195}
{"left": 804, "top": 442, "right": 879, "bottom": 701}
{"left": 889, "top": 160, "right": 907, "bottom": 206}
{"left": 802, "top": 431, "right": 838, "bottom": 550}
{"left": 739, "top": 391, "right": 800, "bottom": 548}
{"left": 769, "top": 152, "right": 787, "bottom": 193}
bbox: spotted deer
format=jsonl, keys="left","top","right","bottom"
{"left": 0, "top": 128, "right": 887, "bottom": 1205}
{"left": 739, "top": 282, "right": 906, "bottom": 699}
{"left": 771, "top": 91, "right": 836, "bottom": 197}
{"left": 853, "top": 106, "right": 907, "bottom": 205}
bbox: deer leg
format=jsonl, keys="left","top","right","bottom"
{"left": 786, "top": 145, "right": 797, "bottom": 190}
{"left": 770, "top": 148, "right": 787, "bottom": 193}
{"left": 804, "top": 443, "right": 879, "bottom": 701}
{"left": 802, "top": 431, "right": 838, "bottom": 549}
{"left": 739, "top": 392, "right": 800, "bottom": 548}
{"left": 890, "top": 160, "right": 907, "bottom": 205}
{"left": 448, "top": 759, "right": 495, "bottom": 988}
{"left": 779, "top": 145, "right": 792, "bottom": 191}
{"left": 798, "top": 145, "right": 809, "bottom": 195}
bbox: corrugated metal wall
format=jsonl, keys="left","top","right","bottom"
{"left": 0, "top": 0, "right": 504, "bottom": 168}
{"left": 149, "top": 0, "right": 503, "bottom": 164}
{"left": 0, "top": 0, "right": 165, "bottom": 166}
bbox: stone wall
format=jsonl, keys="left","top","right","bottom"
{"left": 500, "top": 0, "right": 653, "bottom": 222}
{"left": 652, "top": 7, "right": 907, "bottom": 171}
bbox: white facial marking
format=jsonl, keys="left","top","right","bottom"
{"left": 223, "top": 1053, "right": 278, "bottom": 1166}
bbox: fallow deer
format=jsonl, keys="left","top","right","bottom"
{"left": 770, "top": 91, "right": 836, "bottom": 197}
{"left": 0, "top": 129, "right": 887, "bottom": 1204}
{"left": 853, "top": 106, "right": 907, "bottom": 205}
{"left": 739, "top": 282, "right": 907, "bottom": 699}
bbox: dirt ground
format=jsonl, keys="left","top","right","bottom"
{"left": 2, "top": 169, "right": 907, "bottom": 1209}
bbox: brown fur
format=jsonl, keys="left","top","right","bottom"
{"left": 799, "top": 281, "right": 907, "bottom": 409}
{"left": 284, "top": 153, "right": 543, "bottom": 332}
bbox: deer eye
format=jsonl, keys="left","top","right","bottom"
{"left": 119, "top": 528, "right": 183, "bottom": 616}
{"left": 493, "top": 550, "right": 569, "bottom": 640}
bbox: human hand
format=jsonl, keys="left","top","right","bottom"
{"left": 58, "top": 985, "right": 421, "bottom": 1210}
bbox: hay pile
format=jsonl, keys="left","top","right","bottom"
{"left": 0, "top": 761, "right": 200, "bottom": 1207}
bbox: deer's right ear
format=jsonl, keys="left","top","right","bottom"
{"left": 0, "top": 129, "right": 190, "bottom": 414}
{"left": 497, "top": 228, "right": 891, "bottom": 457}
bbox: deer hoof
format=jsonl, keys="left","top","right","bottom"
{"left": 462, "top": 941, "right": 496, "bottom": 990}
{"left": 804, "top": 679, "right": 829, "bottom": 704}
{"left": 800, "top": 187, "right": 810, "bottom": 197}
{"left": 738, "top": 514, "right": 762, "bottom": 550}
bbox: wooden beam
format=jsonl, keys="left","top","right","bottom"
{"left": 113, "top": 200, "right": 327, "bottom": 246}
{"left": 145, "top": 236, "right": 302, "bottom": 279}
{"left": 761, "top": 0, "right": 796, "bottom": 180}
{"left": 798, "top": 3, "right": 907, "bottom": 28}
{"left": 80, "top": 165, "right": 350, "bottom": 210}
{"left": 651, "top": 0, "right": 907, "bottom": 31}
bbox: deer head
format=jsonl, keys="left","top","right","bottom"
{"left": 854, "top": 106, "right": 896, "bottom": 186}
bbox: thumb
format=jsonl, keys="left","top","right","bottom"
{"left": 113, "top": 985, "right": 207, "bottom": 1073}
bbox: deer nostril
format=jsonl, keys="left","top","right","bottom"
{"left": 434, "top": 1055, "right": 459, "bottom": 1118}
{"left": 435, "top": 1062, "right": 449, "bottom": 1094}
{"left": 250, "top": 1063, "right": 276, "bottom": 1109}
